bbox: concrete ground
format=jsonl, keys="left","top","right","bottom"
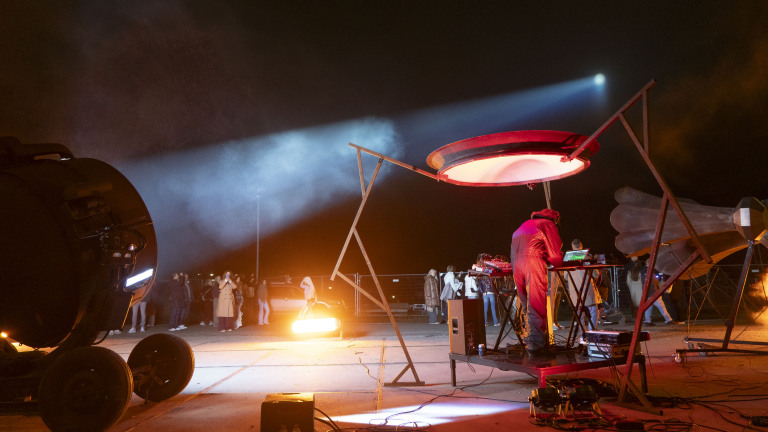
{"left": 3, "top": 317, "right": 768, "bottom": 431}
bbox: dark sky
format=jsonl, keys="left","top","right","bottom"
{"left": 2, "top": 2, "right": 768, "bottom": 279}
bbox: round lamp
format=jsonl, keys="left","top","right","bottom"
{"left": 427, "top": 130, "right": 599, "bottom": 187}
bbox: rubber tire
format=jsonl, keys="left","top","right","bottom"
{"left": 1, "top": 337, "right": 18, "bottom": 353}
{"left": 38, "top": 346, "right": 133, "bottom": 432}
{"left": 128, "top": 333, "right": 194, "bottom": 402}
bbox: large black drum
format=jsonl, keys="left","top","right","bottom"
{"left": 0, "top": 137, "right": 157, "bottom": 348}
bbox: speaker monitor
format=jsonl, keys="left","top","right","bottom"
{"left": 261, "top": 392, "right": 315, "bottom": 432}
{"left": 448, "top": 299, "right": 486, "bottom": 355}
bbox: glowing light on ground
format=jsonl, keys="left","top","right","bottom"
{"left": 330, "top": 400, "right": 522, "bottom": 426}
{"left": 292, "top": 317, "right": 340, "bottom": 334}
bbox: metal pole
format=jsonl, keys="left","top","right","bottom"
{"left": 256, "top": 188, "right": 261, "bottom": 281}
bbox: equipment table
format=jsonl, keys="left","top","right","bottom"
{"left": 551, "top": 263, "right": 621, "bottom": 348}
{"left": 449, "top": 348, "right": 647, "bottom": 390}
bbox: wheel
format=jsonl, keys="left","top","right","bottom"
{"left": 128, "top": 333, "right": 194, "bottom": 402}
{"left": 1, "top": 337, "right": 18, "bottom": 353}
{"left": 673, "top": 352, "right": 683, "bottom": 364}
{"left": 38, "top": 346, "right": 133, "bottom": 432}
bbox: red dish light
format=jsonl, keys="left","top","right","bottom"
{"left": 427, "top": 130, "right": 599, "bottom": 186}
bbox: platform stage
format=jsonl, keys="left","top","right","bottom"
{"left": 449, "top": 345, "right": 647, "bottom": 389}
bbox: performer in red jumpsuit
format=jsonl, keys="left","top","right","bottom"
{"left": 510, "top": 209, "right": 564, "bottom": 354}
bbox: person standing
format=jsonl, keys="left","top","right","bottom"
{"left": 566, "top": 239, "right": 602, "bottom": 340}
{"left": 479, "top": 275, "right": 499, "bottom": 326}
{"left": 257, "top": 279, "right": 270, "bottom": 325}
{"left": 234, "top": 274, "right": 244, "bottom": 329}
{"left": 464, "top": 273, "right": 479, "bottom": 299}
{"left": 510, "top": 208, "right": 564, "bottom": 355}
{"left": 212, "top": 275, "right": 221, "bottom": 324}
{"left": 168, "top": 273, "right": 185, "bottom": 331}
{"left": 179, "top": 272, "right": 192, "bottom": 329}
{"left": 200, "top": 278, "right": 214, "bottom": 326}
{"left": 440, "top": 265, "right": 461, "bottom": 323}
{"left": 128, "top": 298, "right": 147, "bottom": 333}
{"left": 549, "top": 272, "right": 565, "bottom": 330}
{"left": 423, "top": 269, "right": 440, "bottom": 324}
{"left": 299, "top": 276, "right": 317, "bottom": 319}
{"left": 627, "top": 257, "right": 682, "bottom": 326}
{"left": 246, "top": 273, "right": 257, "bottom": 325}
{"left": 217, "top": 271, "right": 236, "bottom": 331}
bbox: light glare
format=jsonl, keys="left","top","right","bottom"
{"left": 442, "top": 154, "right": 587, "bottom": 185}
{"left": 292, "top": 318, "right": 340, "bottom": 334}
{"left": 331, "top": 401, "right": 521, "bottom": 426}
{"left": 594, "top": 74, "right": 606, "bottom": 85}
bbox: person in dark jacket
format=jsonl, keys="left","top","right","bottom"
{"left": 200, "top": 278, "right": 214, "bottom": 326}
{"left": 179, "top": 272, "right": 192, "bottom": 328}
{"left": 168, "top": 273, "right": 185, "bottom": 331}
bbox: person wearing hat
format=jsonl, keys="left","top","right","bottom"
{"left": 510, "top": 208, "right": 564, "bottom": 355}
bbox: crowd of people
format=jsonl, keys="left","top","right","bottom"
{"left": 115, "top": 271, "right": 273, "bottom": 335}
{"left": 424, "top": 265, "right": 501, "bottom": 327}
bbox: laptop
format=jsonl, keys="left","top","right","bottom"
{"left": 560, "top": 248, "right": 590, "bottom": 267}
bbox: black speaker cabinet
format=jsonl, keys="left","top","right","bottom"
{"left": 261, "top": 392, "right": 315, "bottom": 432}
{"left": 448, "top": 299, "right": 486, "bottom": 355}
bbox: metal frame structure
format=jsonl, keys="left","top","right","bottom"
{"left": 331, "top": 79, "right": 743, "bottom": 404}
{"left": 564, "top": 79, "right": 714, "bottom": 411}
{"left": 675, "top": 239, "right": 768, "bottom": 360}
{"left": 330, "top": 145, "right": 438, "bottom": 386}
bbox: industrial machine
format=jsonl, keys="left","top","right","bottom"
{"left": 0, "top": 137, "right": 194, "bottom": 431}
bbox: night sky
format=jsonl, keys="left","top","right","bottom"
{"left": 2, "top": 2, "right": 768, "bottom": 280}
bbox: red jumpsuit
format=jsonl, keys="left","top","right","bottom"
{"left": 510, "top": 217, "right": 563, "bottom": 352}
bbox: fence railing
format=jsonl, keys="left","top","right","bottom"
{"left": 148, "top": 261, "right": 766, "bottom": 325}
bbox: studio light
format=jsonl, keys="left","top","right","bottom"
{"left": 529, "top": 387, "right": 564, "bottom": 420}
{"left": 126, "top": 268, "right": 154, "bottom": 287}
{"left": 565, "top": 385, "right": 601, "bottom": 418}
{"left": 427, "top": 130, "right": 599, "bottom": 186}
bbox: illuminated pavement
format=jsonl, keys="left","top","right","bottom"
{"left": 3, "top": 319, "right": 768, "bottom": 431}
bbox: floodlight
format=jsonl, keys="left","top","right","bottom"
{"left": 530, "top": 387, "right": 562, "bottom": 409}
{"left": 565, "top": 384, "right": 601, "bottom": 417}
{"left": 127, "top": 269, "right": 154, "bottom": 288}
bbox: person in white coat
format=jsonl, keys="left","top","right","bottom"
{"left": 257, "top": 280, "right": 270, "bottom": 325}
{"left": 440, "top": 265, "right": 462, "bottom": 323}
{"left": 217, "top": 271, "right": 236, "bottom": 332}
{"left": 464, "top": 274, "right": 480, "bottom": 299}
{"left": 299, "top": 276, "right": 317, "bottom": 319}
